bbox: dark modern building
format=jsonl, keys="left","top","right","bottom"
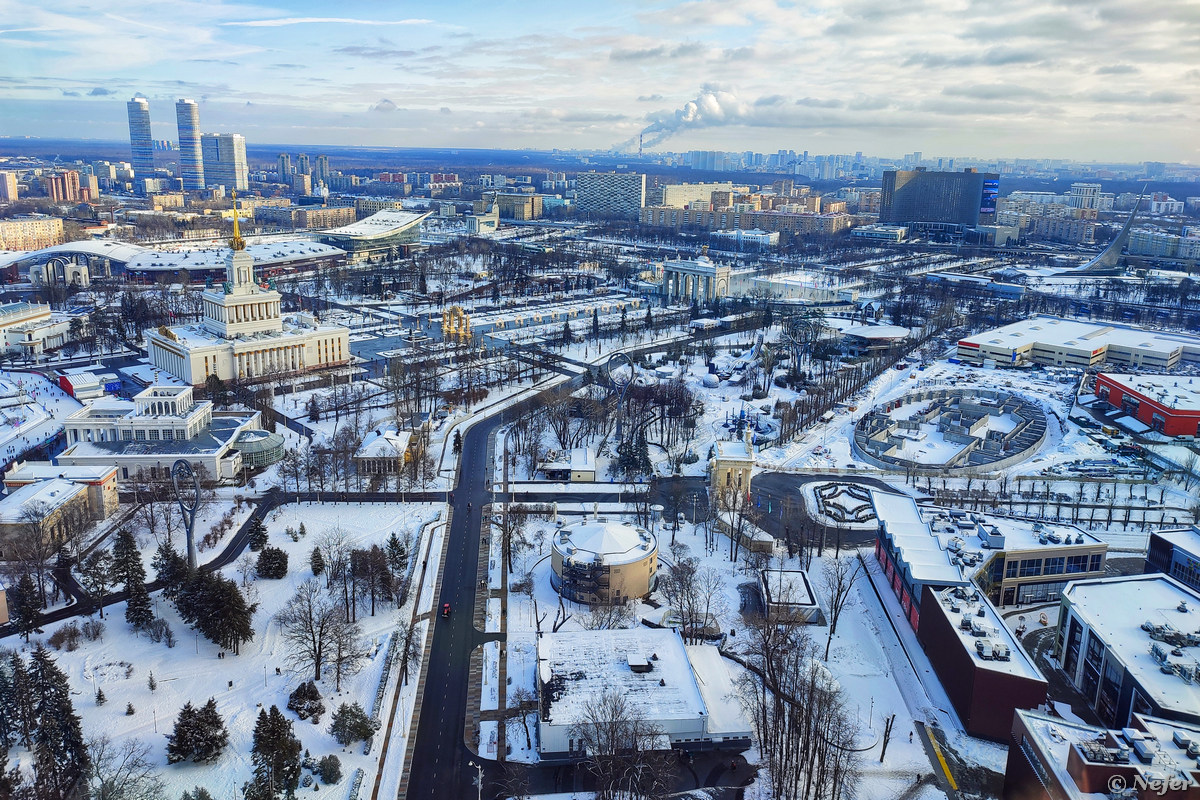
{"left": 918, "top": 586, "right": 1048, "bottom": 742}
{"left": 880, "top": 168, "right": 999, "bottom": 227}
{"left": 1055, "top": 574, "right": 1200, "bottom": 729}
{"left": 1004, "top": 709, "right": 1200, "bottom": 800}
{"left": 1146, "top": 527, "right": 1200, "bottom": 592}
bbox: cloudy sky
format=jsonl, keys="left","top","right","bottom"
{"left": 1, "top": 0, "right": 1197, "bottom": 161}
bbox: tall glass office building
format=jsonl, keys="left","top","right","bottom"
{"left": 126, "top": 97, "right": 154, "bottom": 177}
{"left": 175, "top": 98, "right": 205, "bottom": 190}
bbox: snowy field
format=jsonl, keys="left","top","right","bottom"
{"left": 11, "top": 501, "right": 442, "bottom": 799}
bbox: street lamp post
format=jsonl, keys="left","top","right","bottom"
{"left": 467, "top": 760, "right": 483, "bottom": 800}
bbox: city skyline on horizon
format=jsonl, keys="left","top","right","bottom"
{"left": 1, "top": 0, "right": 1198, "bottom": 162}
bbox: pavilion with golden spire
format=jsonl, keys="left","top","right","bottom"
{"left": 145, "top": 191, "right": 350, "bottom": 385}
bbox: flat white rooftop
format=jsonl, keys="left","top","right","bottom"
{"left": 961, "top": 316, "right": 1200, "bottom": 356}
{"left": 1101, "top": 373, "right": 1200, "bottom": 413}
{"left": 1154, "top": 526, "right": 1200, "bottom": 557}
{"left": 930, "top": 586, "right": 1044, "bottom": 681}
{"left": 871, "top": 490, "right": 1101, "bottom": 586}
{"left": 124, "top": 240, "right": 343, "bottom": 273}
{"left": 538, "top": 629, "right": 705, "bottom": 728}
{"left": 1064, "top": 574, "right": 1200, "bottom": 719}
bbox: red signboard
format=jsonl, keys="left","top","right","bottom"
{"left": 959, "top": 341, "right": 980, "bottom": 348}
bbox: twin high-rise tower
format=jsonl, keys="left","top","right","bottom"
{"left": 175, "top": 99, "right": 205, "bottom": 190}
{"left": 126, "top": 97, "right": 154, "bottom": 176}
{"left": 126, "top": 97, "right": 247, "bottom": 191}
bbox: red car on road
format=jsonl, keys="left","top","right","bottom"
{"left": 442, "top": 603, "right": 451, "bottom": 617}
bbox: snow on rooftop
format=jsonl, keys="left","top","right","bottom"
{"left": 124, "top": 240, "right": 344, "bottom": 272}
{"left": 318, "top": 209, "right": 429, "bottom": 239}
{"left": 0, "top": 478, "right": 87, "bottom": 523}
{"left": 356, "top": 427, "right": 411, "bottom": 460}
{"left": 552, "top": 518, "right": 657, "bottom": 567}
{"left": 538, "top": 629, "right": 706, "bottom": 728}
{"left": 961, "top": 315, "right": 1200, "bottom": 355}
{"left": 685, "top": 645, "right": 752, "bottom": 738}
{"left": 1101, "top": 373, "right": 1200, "bottom": 413}
{"left": 929, "top": 586, "right": 1044, "bottom": 681}
{"left": 1063, "top": 574, "right": 1200, "bottom": 718}
{"left": 713, "top": 438, "right": 753, "bottom": 461}
{"left": 760, "top": 569, "right": 817, "bottom": 607}
{"left": 871, "top": 490, "right": 1101, "bottom": 586}
{"left": 1155, "top": 526, "right": 1200, "bottom": 558}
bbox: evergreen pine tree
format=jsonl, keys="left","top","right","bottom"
{"left": 78, "top": 549, "right": 113, "bottom": 619}
{"left": 249, "top": 705, "right": 302, "bottom": 799}
{"left": 384, "top": 532, "right": 407, "bottom": 578}
{"left": 0, "top": 656, "right": 13, "bottom": 747}
{"left": 247, "top": 517, "right": 269, "bottom": 551}
{"left": 148, "top": 671, "right": 157, "bottom": 692}
{"left": 95, "top": 688, "right": 106, "bottom": 706}
{"left": 125, "top": 578, "right": 154, "bottom": 630}
{"left": 644, "top": 305, "right": 653, "bottom": 330}
{"left": 9, "top": 574, "right": 40, "bottom": 642}
{"left": 152, "top": 540, "right": 189, "bottom": 602}
{"left": 328, "top": 702, "right": 379, "bottom": 746}
{"left": 8, "top": 652, "right": 34, "bottom": 748}
{"left": 307, "top": 396, "right": 320, "bottom": 423}
{"left": 561, "top": 320, "right": 572, "bottom": 345}
{"left": 29, "top": 645, "right": 90, "bottom": 798}
{"left": 591, "top": 308, "right": 600, "bottom": 340}
{"left": 167, "top": 698, "right": 228, "bottom": 763}
{"left": 256, "top": 546, "right": 288, "bottom": 579}
{"left": 180, "top": 788, "right": 216, "bottom": 800}
{"left": 310, "top": 548, "right": 325, "bottom": 577}
{"left": 619, "top": 306, "right": 628, "bottom": 335}
{"left": 297, "top": 522, "right": 307, "bottom": 538}
{"left": 111, "top": 527, "right": 146, "bottom": 589}
{"left": 126, "top": 702, "right": 135, "bottom": 716}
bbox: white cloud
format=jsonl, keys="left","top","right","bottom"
{"left": 222, "top": 17, "right": 433, "bottom": 28}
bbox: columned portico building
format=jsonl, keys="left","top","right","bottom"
{"left": 147, "top": 205, "right": 349, "bottom": 386}
{"left": 661, "top": 255, "right": 731, "bottom": 302}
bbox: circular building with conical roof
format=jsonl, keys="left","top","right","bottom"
{"left": 551, "top": 517, "right": 658, "bottom": 605}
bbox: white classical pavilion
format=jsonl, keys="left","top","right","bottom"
{"left": 146, "top": 204, "right": 350, "bottom": 386}
{"left": 661, "top": 255, "right": 731, "bottom": 303}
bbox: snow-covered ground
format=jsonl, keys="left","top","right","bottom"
{"left": 499, "top": 507, "right": 955, "bottom": 798}
{"left": 13, "top": 501, "right": 442, "bottom": 799}
{"left": 0, "top": 370, "right": 83, "bottom": 465}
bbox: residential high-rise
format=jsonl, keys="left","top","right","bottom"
{"left": 574, "top": 171, "right": 646, "bottom": 219}
{"left": 0, "top": 172, "right": 17, "bottom": 203}
{"left": 313, "top": 155, "right": 329, "bottom": 185}
{"left": 278, "top": 153, "right": 291, "bottom": 183}
{"left": 126, "top": 97, "right": 155, "bottom": 177}
{"left": 879, "top": 168, "right": 999, "bottom": 227}
{"left": 175, "top": 99, "right": 205, "bottom": 190}
{"left": 1067, "top": 182, "right": 1102, "bottom": 210}
{"left": 44, "top": 171, "right": 81, "bottom": 203}
{"left": 200, "top": 133, "right": 248, "bottom": 191}
{"left": 297, "top": 154, "right": 310, "bottom": 175}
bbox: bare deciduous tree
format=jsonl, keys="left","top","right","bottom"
{"left": 569, "top": 689, "right": 672, "bottom": 800}
{"left": 87, "top": 735, "right": 165, "bottom": 800}
{"left": 820, "top": 555, "right": 863, "bottom": 662}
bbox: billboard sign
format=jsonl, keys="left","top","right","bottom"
{"left": 980, "top": 179, "right": 999, "bottom": 214}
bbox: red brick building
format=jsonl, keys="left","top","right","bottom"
{"left": 1095, "top": 373, "right": 1200, "bottom": 437}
